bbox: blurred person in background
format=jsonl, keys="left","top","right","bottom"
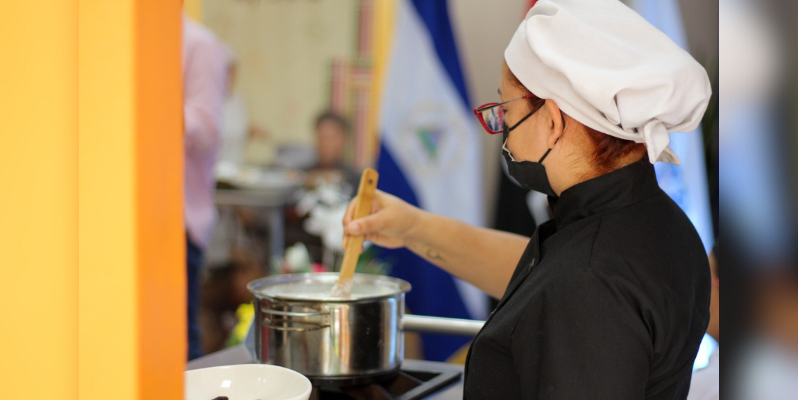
{"left": 308, "top": 111, "right": 359, "bottom": 190}
{"left": 282, "top": 111, "right": 360, "bottom": 265}
{"left": 183, "top": 13, "right": 229, "bottom": 361}
{"left": 344, "top": 1, "right": 711, "bottom": 397}
{"left": 688, "top": 241, "right": 719, "bottom": 400}
{"left": 219, "top": 51, "right": 273, "bottom": 168}
{"left": 218, "top": 52, "right": 247, "bottom": 166}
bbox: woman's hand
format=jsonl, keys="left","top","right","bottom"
{"left": 342, "top": 189, "right": 527, "bottom": 298}
{"left": 342, "top": 190, "right": 424, "bottom": 249}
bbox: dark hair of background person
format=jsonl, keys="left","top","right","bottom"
{"left": 315, "top": 111, "right": 349, "bottom": 135}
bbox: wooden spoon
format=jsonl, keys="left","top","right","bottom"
{"left": 331, "top": 168, "right": 379, "bottom": 298}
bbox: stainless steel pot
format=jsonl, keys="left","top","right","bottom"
{"left": 248, "top": 273, "right": 486, "bottom": 385}
{"left": 248, "top": 273, "right": 410, "bottom": 385}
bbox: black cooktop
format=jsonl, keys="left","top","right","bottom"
{"left": 311, "top": 361, "right": 462, "bottom": 400}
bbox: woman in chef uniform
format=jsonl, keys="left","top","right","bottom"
{"left": 344, "top": 0, "right": 711, "bottom": 398}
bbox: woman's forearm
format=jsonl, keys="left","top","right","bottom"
{"left": 404, "top": 211, "right": 529, "bottom": 299}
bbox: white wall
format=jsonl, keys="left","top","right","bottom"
{"left": 204, "top": 0, "right": 359, "bottom": 147}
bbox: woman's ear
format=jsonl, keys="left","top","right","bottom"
{"left": 544, "top": 99, "right": 563, "bottom": 148}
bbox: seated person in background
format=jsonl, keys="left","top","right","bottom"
{"left": 284, "top": 112, "right": 358, "bottom": 265}
{"left": 308, "top": 111, "right": 359, "bottom": 190}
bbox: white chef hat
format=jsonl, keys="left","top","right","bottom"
{"left": 504, "top": 0, "right": 711, "bottom": 165}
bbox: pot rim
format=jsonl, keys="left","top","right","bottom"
{"left": 247, "top": 272, "right": 411, "bottom": 303}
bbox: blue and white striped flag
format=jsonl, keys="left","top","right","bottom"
{"left": 375, "top": 0, "right": 486, "bottom": 361}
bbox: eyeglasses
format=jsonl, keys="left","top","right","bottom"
{"left": 473, "top": 95, "right": 536, "bottom": 135}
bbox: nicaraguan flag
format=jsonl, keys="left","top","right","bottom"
{"left": 628, "top": 0, "right": 715, "bottom": 252}
{"left": 375, "top": 0, "right": 486, "bottom": 361}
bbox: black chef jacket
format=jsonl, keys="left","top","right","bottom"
{"left": 464, "top": 158, "right": 711, "bottom": 399}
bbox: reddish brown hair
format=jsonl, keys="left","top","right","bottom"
{"left": 507, "top": 70, "right": 646, "bottom": 175}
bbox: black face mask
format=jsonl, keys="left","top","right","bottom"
{"left": 502, "top": 110, "right": 558, "bottom": 197}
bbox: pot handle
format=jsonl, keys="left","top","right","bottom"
{"left": 402, "top": 314, "right": 485, "bottom": 336}
{"left": 261, "top": 308, "right": 332, "bottom": 332}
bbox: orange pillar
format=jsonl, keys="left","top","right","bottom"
{"left": 79, "top": 1, "right": 184, "bottom": 399}
{"left": 0, "top": 1, "right": 77, "bottom": 399}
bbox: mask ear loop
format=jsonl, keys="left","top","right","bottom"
{"left": 507, "top": 109, "right": 535, "bottom": 131}
{"left": 507, "top": 99, "right": 546, "bottom": 131}
{"left": 538, "top": 111, "right": 567, "bottom": 163}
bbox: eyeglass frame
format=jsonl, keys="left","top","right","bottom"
{"left": 473, "top": 94, "right": 538, "bottom": 135}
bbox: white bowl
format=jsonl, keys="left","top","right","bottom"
{"left": 185, "top": 364, "right": 312, "bottom": 400}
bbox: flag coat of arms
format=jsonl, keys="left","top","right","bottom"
{"left": 375, "top": 0, "right": 486, "bottom": 361}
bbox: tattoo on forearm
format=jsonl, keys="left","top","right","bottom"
{"left": 426, "top": 248, "right": 445, "bottom": 262}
